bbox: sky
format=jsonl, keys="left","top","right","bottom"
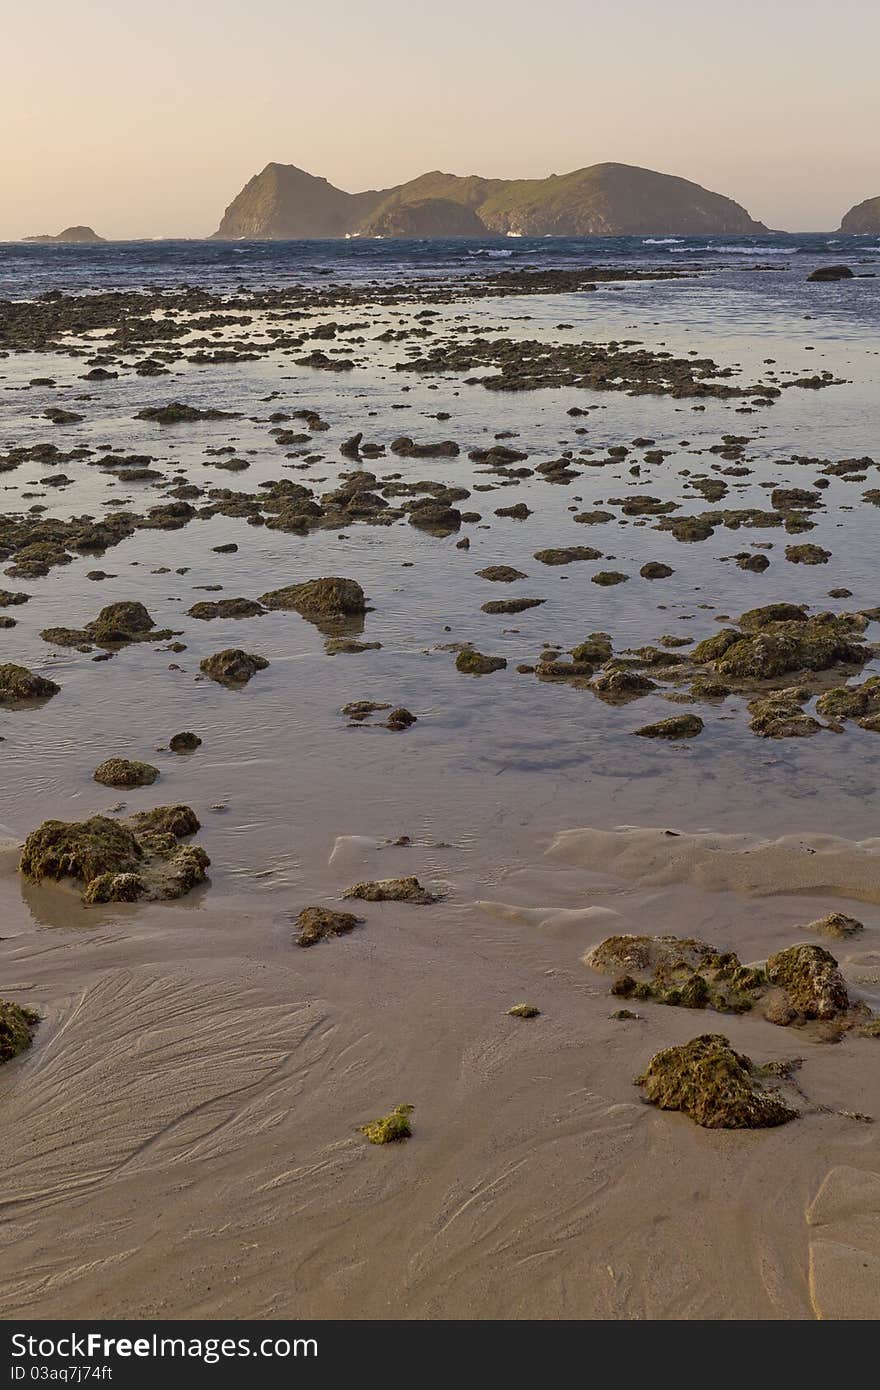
{"left": 2, "top": 0, "right": 877, "bottom": 239}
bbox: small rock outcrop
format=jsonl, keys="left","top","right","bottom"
{"left": 636, "top": 1034, "right": 799, "bottom": 1129}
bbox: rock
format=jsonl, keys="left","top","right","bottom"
{"left": 765, "top": 944, "right": 850, "bottom": 1021}
{"left": 293, "top": 905, "right": 363, "bottom": 947}
{"left": 705, "top": 615, "right": 866, "bottom": 681}
{"left": 187, "top": 598, "right": 264, "bottom": 620}
{"left": 586, "top": 933, "right": 765, "bottom": 1014}
{"left": 0, "top": 663, "right": 60, "bottom": 703}
{"left": 344, "top": 876, "right": 439, "bottom": 904}
{"left": 591, "top": 570, "right": 629, "bottom": 586}
{"left": 342, "top": 701, "right": 392, "bottom": 721}
{"left": 390, "top": 437, "right": 459, "bottom": 458}
{"left": 1, "top": 999, "right": 39, "bottom": 1064}
{"left": 481, "top": 598, "right": 545, "bottom": 614}
{"left": 259, "top": 577, "right": 366, "bottom": 627}
{"left": 534, "top": 546, "right": 601, "bottom": 566}
{"left": 385, "top": 707, "right": 417, "bottom": 730}
{"left": 359, "top": 1102, "right": 413, "bottom": 1144}
{"left": 640, "top": 562, "right": 674, "bottom": 579}
{"left": 805, "top": 913, "right": 864, "bottom": 940}
{"left": 747, "top": 688, "right": 822, "bottom": 738}
{"left": 737, "top": 553, "right": 770, "bottom": 572}
{"left": 635, "top": 1034, "right": 798, "bottom": 1128}
{"left": 507, "top": 1003, "right": 540, "bottom": 1018}
{"left": 135, "top": 402, "right": 240, "bottom": 423}
{"left": 592, "top": 668, "right": 655, "bottom": 699}
{"left": 807, "top": 266, "right": 854, "bottom": 282}
{"left": 455, "top": 650, "right": 507, "bottom": 675}
{"left": 634, "top": 714, "right": 703, "bottom": 739}
{"left": 169, "top": 731, "right": 201, "bottom": 753}
{"left": 199, "top": 649, "right": 269, "bottom": 686}
{"left": 571, "top": 633, "right": 613, "bottom": 664}
{"left": 93, "top": 757, "right": 159, "bottom": 788}
{"left": 816, "top": 676, "right": 880, "bottom": 721}
{"left": 19, "top": 806, "right": 208, "bottom": 904}
{"left": 476, "top": 566, "right": 527, "bottom": 582}
{"left": 786, "top": 544, "right": 831, "bottom": 565}
{"left": 0, "top": 590, "right": 29, "bottom": 607}
{"left": 325, "top": 638, "right": 382, "bottom": 655}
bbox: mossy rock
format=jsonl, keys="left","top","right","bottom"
{"left": 259, "top": 577, "right": 366, "bottom": 622}
{"left": 640, "top": 562, "right": 674, "bottom": 579}
{"left": 476, "top": 566, "right": 527, "bottom": 582}
{"left": 359, "top": 1103, "right": 414, "bottom": 1144}
{"left": 816, "top": 677, "right": 880, "bottom": 721}
{"left": 294, "top": 905, "right": 364, "bottom": 947}
{"left": 21, "top": 805, "right": 207, "bottom": 904}
{"left": 587, "top": 934, "right": 765, "bottom": 1016}
{"left": 187, "top": 598, "right": 264, "bottom": 620}
{"left": 0, "top": 663, "right": 60, "bottom": 704}
{"left": 765, "top": 944, "right": 849, "bottom": 1021}
{"left": 93, "top": 757, "right": 159, "bottom": 788}
{"left": 534, "top": 546, "right": 601, "bottom": 566}
{"left": 747, "top": 688, "right": 822, "bottom": 738}
{"left": 344, "top": 876, "right": 439, "bottom": 905}
{"left": 591, "top": 570, "right": 629, "bottom": 586}
{"left": 200, "top": 649, "right": 269, "bottom": 686}
{"left": 455, "top": 650, "right": 507, "bottom": 676}
{"left": 1, "top": 999, "right": 39, "bottom": 1064}
{"left": 592, "top": 667, "right": 655, "bottom": 700}
{"left": 805, "top": 912, "right": 864, "bottom": 940}
{"left": 169, "top": 731, "right": 201, "bottom": 753}
{"left": 571, "top": 632, "right": 612, "bottom": 664}
{"left": 713, "top": 618, "right": 866, "bottom": 681}
{"left": 636, "top": 1034, "right": 798, "bottom": 1128}
{"left": 634, "top": 714, "right": 703, "bottom": 739}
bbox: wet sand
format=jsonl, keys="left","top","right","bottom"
{"left": 1, "top": 259, "right": 879, "bottom": 1319}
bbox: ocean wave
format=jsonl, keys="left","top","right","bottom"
{"left": 642, "top": 237, "right": 683, "bottom": 245}
{"left": 468, "top": 249, "right": 514, "bottom": 258}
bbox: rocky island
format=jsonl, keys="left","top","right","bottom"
{"left": 23, "top": 225, "right": 105, "bottom": 243}
{"left": 213, "top": 160, "right": 768, "bottom": 239}
{"left": 840, "top": 196, "right": 880, "bottom": 233}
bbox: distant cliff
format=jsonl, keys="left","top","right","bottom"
{"left": 840, "top": 196, "right": 880, "bottom": 234}
{"left": 213, "top": 161, "right": 767, "bottom": 239}
{"left": 24, "top": 226, "right": 105, "bottom": 243}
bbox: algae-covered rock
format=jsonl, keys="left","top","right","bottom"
{"left": 640, "top": 562, "right": 674, "bottom": 579}
{"left": 592, "top": 667, "right": 656, "bottom": 700}
{"left": 816, "top": 677, "right": 880, "bottom": 721}
{"left": 40, "top": 600, "right": 174, "bottom": 650}
{"left": 805, "top": 912, "right": 864, "bottom": 940}
{"left": 385, "top": 707, "right": 417, "bottom": 730}
{"left": 1, "top": 999, "right": 39, "bottom": 1064}
{"left": 507, "top": 1003, "right": 540, "bottom": 1018}
{"left": 359, "top": 1103, "right": 414, "bottom": 1144}
{"left": 344, "top": 876, "right": 439, "bottom": 905}
{"left": 636, "top": 1034, "right": 798, "bottom": 1129}
{"left": 534, "top": 546, "right": 601, "bottom": 566}
{"left": 747, "top": 688, "right": 822, "bottom": 738}
{"left": 786, "top": 544, "right": 831, "bottom": 565}
{"left": 765, "top": 943, "right": 850, "bottom": 1021}
{"left": 20, "top": 806, "right": 208, "bottom": 904}
{"left": 93, "top": 757, "right": 159, "bottom": 788}
{"left": 571, "top": 632, "right": 613, "bottom": 664}
{"left": 476, "top": 566, "right": 527, "bottom": 582}
{"left": 259, "top": 577, "right": 366, "bottom": 626}
{"left": 634, "top": 714, "right": 703, "bottom": 739}
{"left": 294, "top": 905, "right": 363, "bottom": 948}
{"left": 20, "top": 815, "right": 142, "bottom": 887}
{"left": 586, "top": 933, "right": 766, "bottom": 1015}
{"left": 187, "top": 598, "right": 264, "bottom": 620}
{"left": 200, "top": 649, "right": 269, "bottom": 686}
{"left": 0, "top": 663, "right": 60, "bottom": 704}
{"left": 455, "top": 650, "right": 507, "bottom": 675}
{"left": 169, "top": 731, "right": 201, "bottom": 753}
{"left": 712, "top": 616, "right": 866, "bottom": 680}
{"left": 591, "top": 570, "right": 629, "bottom": 586}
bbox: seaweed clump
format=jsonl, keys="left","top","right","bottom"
{"left": 635, "top": 1034, "right": 798, "bottom": 1129}
{"left": 359, "top": 1103, "right": 414, "bottom": 1144}
{"left": 1, "top": 999, "right": 39, "bottom": 1064}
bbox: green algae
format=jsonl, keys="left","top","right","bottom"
{"left": 359, "top": 1103, "right": 414, "bottom": 1144}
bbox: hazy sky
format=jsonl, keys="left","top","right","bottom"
{"left": 2, "top": 0, "right": 877, "bottom": 239}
